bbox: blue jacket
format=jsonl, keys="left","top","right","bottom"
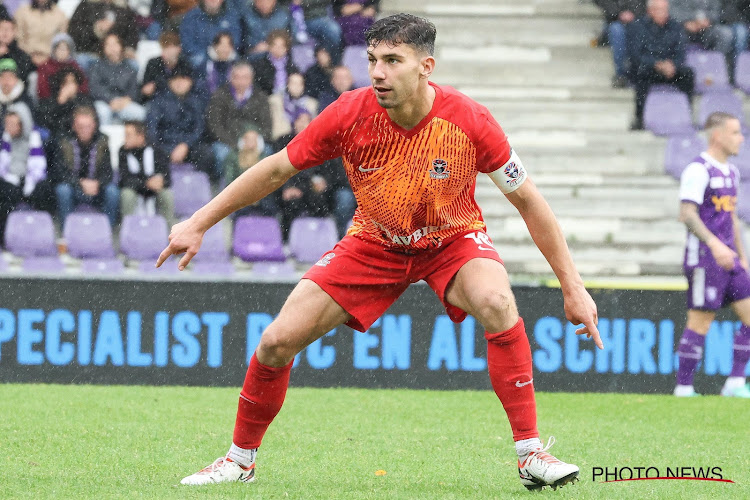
{"left": 628, "top": 17, "right": 688, "bottom": 74}
{"left": 147, "top": 90, "right": 206, "bottom": 152}
{"left": 243, "top": 5, "right": 291, "bottom": 49}
{"left": 180, "top": 3, "right": 243, "bottom": 67}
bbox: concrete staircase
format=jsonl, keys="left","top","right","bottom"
{"left": 381, "top": 0, "right": 688, "bottom": 281}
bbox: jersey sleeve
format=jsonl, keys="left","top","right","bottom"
{"left": 679, "top": 162, "right": 709, "bottom": 204}
{"left": 286, "top": 100, "right": 344, "bottom": 170}
{"left": 473, "top": 112, "right": 512, "bottom": 174}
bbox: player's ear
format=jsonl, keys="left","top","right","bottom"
{"left": 420, "top": 55, "right": 435, "bottom": 79}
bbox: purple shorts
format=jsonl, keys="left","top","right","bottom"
{"left": 685, "top": 259, "right": 750, "bottom": 310}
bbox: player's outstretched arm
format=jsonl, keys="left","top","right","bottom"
{"left": 504, "top": 179, "right": 603, "bottom": 349}
{"left": 156, "top": 149, "right": 300, "bottom": 270}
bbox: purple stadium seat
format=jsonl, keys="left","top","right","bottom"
{"left": 686, "top": 50, "right": 731, "bottom": 94}
{"left": 0, "top": 258, "right": 7, "bottom": 272}
{"left": 233, "top": 216, "right": 286, "bottom": 262}
{"left": 252, "top": 260, "right": 298, "bottom": 279}
{"left": 735, "top": 52, "right": 750, "bottom": 94}
{"left": 173, "top": 170, "right": 212, "bottom": 218}
{"left": 342, "top": 45, "right": 370, "bottom": 88}
{"left": 5, "top": 210, "right": 58, "bottom": 257}
{"left": 289, "top": 217, "right": 338, "bottom": 263}
{"left": 737, "top": 182, "right": 750, "bottom": 223}
{"left": 643, "top": 90, "right": 695, "bottom": 136}
{"left": 170, "top": 162, "right": 196, "bottom": 173}
{"left": 22, "top": 256, "right": 65, "bottom": 273}
{"left": 192, "top": 261, "right": 235, "bottom": 275}
{"left": 81, "top": 258, "right": 125, "bottom": 274}
{"left": 120, "top": 214, "right": 169, "bottom": 261}
{"left": 291, "top": 41, "right": 316, "bottom": 73}
{"left": 63, "top": 213, "right": 116, "bottom": 258}
{"left": 697, "top": 91, "right": 745, "bottom": 128}
{"left": 192, "top": 223, "right": 230, "bottom": 262}
{"left": 664, "top": 133, "right": 707, "bottom": 179}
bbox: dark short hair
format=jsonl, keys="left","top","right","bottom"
{"left": 73, "top": 105, "right": 97, "bottom": 121}
{"left": 704, "top": 112, "right": 739, "bottom": 131}
{"left": 159, "top": 30, "right": 181, "bottom": 47}
{"left": 365, "top": 13, "right": 436, "bottom": 56}
{"left": 124, "top": 120, "right": 146, "bottom": 137}
{"left": 212, "top": 31, "right": 234, "bottom": 46}
{"left": 266, "top": 28, "right": 291, "bottom": 49}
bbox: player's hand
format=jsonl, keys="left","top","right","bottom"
{"left": 156, "top": 218, "right": 205, "bottom": 270}
{"left": 709, "top": 239, "right": 737, "bottom": 270}
{"left": 562, "top": 283, "right": 603, "bottom": 349}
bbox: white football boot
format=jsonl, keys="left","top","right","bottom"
{"left": 180, "top": 456, "right": 255, "bottom": 485}
{"left": 518, "top": 437, "right": 579, "bottom": 491}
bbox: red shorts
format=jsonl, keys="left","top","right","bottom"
{"left": 302, "top": 230, "right": 504, "bottom": 331}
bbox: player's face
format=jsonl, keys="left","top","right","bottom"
{"left": 367, "top": 42, "right": 427, "bottom": 109}
{"left": 718, "top": 118, "right": 744, "bottom": 156}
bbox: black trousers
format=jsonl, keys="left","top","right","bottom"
{"left": 634, "top": 66, "right": 695, "bottom": 121}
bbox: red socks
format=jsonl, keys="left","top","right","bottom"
{"left": 232, "top": 353, "right": 293, "bottom": 449}
{"left": 485, "top": 318, "right": 539, "bottom": 441}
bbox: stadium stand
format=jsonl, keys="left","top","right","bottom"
{"left": 4, "top": 0, "right": 750, "bottom": 282}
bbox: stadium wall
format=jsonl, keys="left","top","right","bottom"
{"left": 0, "top": 278, "right": 742, "bottom": 394}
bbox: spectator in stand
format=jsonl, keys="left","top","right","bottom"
{"left": 207, "top": 61, "right": 272, "bottom": 169}
{"left": 304, "top": 45, "right": 334, "bottom": 98}
{"left": 36, "top": 34, "right": 89, "bottom": 101}
{"left": 150, "top": 0, "right": 197, "bottom": 38}
{"left": 147, "top": 65, "right": 215, "bottom": 178}
{"left": 318, "top": 64, "right": 353, "bottom": 110}
{"left": 119, "top": 120, "right": 174, "bottom": 224}
{"left": 53, "top": 105, "right": 118, "bottom": 227}
{"left": 670, "top": 0, "right": 733, "bottom": 58}
{"left": 90, "top": 33, "right": 145, "bottom": 125}
{"left": 269, "top": 71, "right": 317, "bottom": 140}
{"left": 0, "top": 59, "right": 34, "bottom": 122}
{"left": 253, "top": 29, "right": 299, "bottom": 95}
{"left": 141, "top": 31, "right": 193, "bottom": 103}
{"left": 719, "top": 0, "right": 750, "bottom": 79}
{"left": 68, "top": 0, "right": 140, "bottom": 69}
{"left": 243, "top": 0, "right": 291, "bottom": 56}
{"left": 333, "top": 0, "right": 379, "bottom": 47}
{"left": 0, "top": 104, "right": 53, "bottom": 241}
{"left": 290, "top": 0, "right": 342, "bottom": 63}
{"left": 593, "top": 0, "right": 645, "bottom": 87}
{"left": 14, "top": 0, "right": 69, "bottom": 68}
{"left": 37, "top": 67, "right": 93, "bottom": 137}
{"left": 0, "top": 16, "right": 34, "bottom": 87}
{"left": 629, "top": 0, "right": 693, "bottom": 130}
{"left": 194, "top": 31, "right": 237, "bottom": 102}
{"left": 180, "top": 0, "right": 242, "bottom": 68}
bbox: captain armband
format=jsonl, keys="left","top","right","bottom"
{"left": 487, "top": 149, "right": 527, "bottom": 194}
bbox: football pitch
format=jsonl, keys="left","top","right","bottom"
{"left": 1, "top": 384, "right": 748, "bottom": 499}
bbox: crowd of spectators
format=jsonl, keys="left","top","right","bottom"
{"left": 594, "top": 0, "right": 750, "bottom": 129}
{"left": 0, "top": 0, "right": 373, "bottom": 251}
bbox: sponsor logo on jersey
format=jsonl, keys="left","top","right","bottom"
{"left": 315, "top": 252, "right": 336, "bottom": 267}
{"left": 373, "top": 220, "right": 451, "bottom": 246}
{"left": 429, "top": 159, "right": 450, "bottom": 179}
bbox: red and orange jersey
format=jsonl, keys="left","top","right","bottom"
{"left": 286, "top": 82, "right": 512, "bottom": 252}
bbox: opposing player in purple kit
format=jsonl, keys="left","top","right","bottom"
{"left": 675, "top": 112, "right": 750, "bottom": 397}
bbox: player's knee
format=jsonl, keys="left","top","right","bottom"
{"left": 257, "top": 328, "right": 299, "bottom": 365}
{"left": 472, "top": 289, "right": 518, "bottom": 330}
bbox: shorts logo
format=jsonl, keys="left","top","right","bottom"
{"left": 315, "top": 252, "right": 336, "bottom": 267}
{"left": 429, "top": 159, "right": 450, "bottom": 179}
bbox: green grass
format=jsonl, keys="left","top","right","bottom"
{"left": 1, "top": 384, "right": 748, "bottom": 499}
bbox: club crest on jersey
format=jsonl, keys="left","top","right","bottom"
{"left": 429, "top": 159, "right": 450, "bottom": 179}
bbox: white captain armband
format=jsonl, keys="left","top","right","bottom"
{"left": 487, "top": 148, "right": 527, "bottom": 194}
